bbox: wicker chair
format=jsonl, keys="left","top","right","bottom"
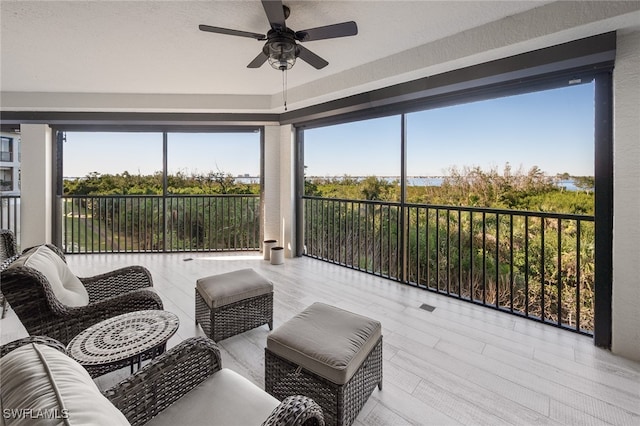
{"left": 0, "top": 229, "right": 20, "bottom": 318}
{"left": 106, "top": 336, "right": 324, "bottom": 426}
{"left": 0, "top": 244, "right": 163, "bottom": 349}
{"left": 1, "top": 336, "right": 325, "bottom": 426}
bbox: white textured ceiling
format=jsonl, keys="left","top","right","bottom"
{"left": 1, "top": 1, "right": 639, "bottom": 113}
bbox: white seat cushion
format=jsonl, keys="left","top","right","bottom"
{"left": 267, "top": 302, "right": 382, "bottom": 385}
{"left": 196, "top": 268, "right": 273, "bottom": 308}
{"left": 24, "top": 245, "right": 89, "bottom": 307}
{"left": 0, "top": 343, "right": 130, "bottom": 425}
{"left": 144, "top": 368, "right": 280, "bottom": 426}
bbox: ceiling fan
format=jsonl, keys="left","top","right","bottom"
{"left": 199, "top": 0, "right": 358, "bottom": 71}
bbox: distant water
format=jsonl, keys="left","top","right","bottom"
{"left": 411, "top": 178, "right": 584, "bottom": 191}
{"left": 410, "top": 177, "right": 580, "bottom": 191}
{"left": 407, "top": 177, "right": 444, "bottom": 187}
{"left": 306, "top": 176, "right": 584, "bottom": 191}
{"left": 64, "top": 175, "right": 583, "bottom": 191}
{"left": 555, "top": 180, "right": 579, "bottom": 191}
{"left": 234, "top": 177, "right": 260, "bottom": 184}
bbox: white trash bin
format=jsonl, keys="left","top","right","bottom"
{"left": 263, "top": 240, "right": 277, "bottom": 260}
{"left": 270, "top": 246, "right": 284, "bottom": 265}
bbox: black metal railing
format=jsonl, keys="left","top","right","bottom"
{"left": 304, "top": 196, "right": 595, "bottom": 334}
{"left": 0, "top": 195, "right": 20, "bottom": 246}
{"left": 63, "top": 194, "right": 261, "bottom": 253}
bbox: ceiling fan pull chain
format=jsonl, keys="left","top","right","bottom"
{"left": 282, "top": 69, "right": 288, "bottom": 111}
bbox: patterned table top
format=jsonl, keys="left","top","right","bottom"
{"left": 67, "top": 310, "right": 180, "bottom": 366}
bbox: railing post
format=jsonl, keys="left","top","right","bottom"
{"left": 162, "top": 132, "right": 168, "bottom": 252}
{"left": 400, "top": 114, "right": 408, "bottom": 283}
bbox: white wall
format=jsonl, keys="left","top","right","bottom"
{"left": 19, "top": 124, "right": 52, "bottom": 247}
{"left": 612, "top": 30, "right": 640, "bottom": 361}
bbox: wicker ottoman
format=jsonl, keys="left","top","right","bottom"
{"left": 195, "top": 268, "right": 273, "bottom": 341}
{"left": 265, "top": 302, "right": 382, "bottom": 426}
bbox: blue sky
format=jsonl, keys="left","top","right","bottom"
{"left": 64, "top": 82, "right": 595, "bottom": 179}
{"left": 64, "top": 131, "right": 261, "bottom": 177}
{"left": 305, "top": 82, "right": 595, "bottom": 177}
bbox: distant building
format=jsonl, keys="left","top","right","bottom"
{"left": 0, "top": 131, "right": 20, "bottom": 195}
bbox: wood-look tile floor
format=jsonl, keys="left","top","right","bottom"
{"left": 2, "top": 252, "right": 639, "bottom": 425}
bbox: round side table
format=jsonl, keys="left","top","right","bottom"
{"left": 67, "top": 310, "right": 179, "bottom": 375}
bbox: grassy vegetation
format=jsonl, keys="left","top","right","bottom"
{"left": 63, "top": 166, "right": 595, "bottom": 331}
{"left": 64, "top": 171, "right": 259, "bottom": 196}
{"left": 304, "top": 166, "right": 595, "bottom": 332}
{"left": 305, "top": 165, "right": 594, "bottom": 215}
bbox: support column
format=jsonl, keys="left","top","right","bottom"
{"left": 612, "top": 30, "right": 640, "bottom": 361}
{"left": 263, "top": 125, "right": 281, "bottom": 246}
{"left": 19, "top": 124, "right": 53, "bottom": 247}
{"left": 279, "top": 124, "right": 295, "bottom": 258}
{"left": 263, "top": 124, "right": 296, "bottom": 258}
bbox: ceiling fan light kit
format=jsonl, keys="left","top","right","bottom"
{"left": 199, "top": 0, "right": 358, "bottom": 71}
{"left": 265, "top": 30, "right": 298, "bottom": 70}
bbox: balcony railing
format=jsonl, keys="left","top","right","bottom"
{"left": 0, "top": 195, "right": 20, "bottom": 245}
{"left": 7, "top": 192, "right": 596, "bottom": 333}
{"left": 304, "top": 196, "right": 595, "bottom": 334}
{"left": 63, "top": 195, "right": 261, "bottom": 254}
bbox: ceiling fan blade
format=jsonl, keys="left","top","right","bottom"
{"left": 261, "top": 0, "right": 286, "bottom": 30}
{"left": 247, "top": 51, "right": 268, "bottom": 68}
{"left": 199, "top": 24, "right": 265, "bottom": 40}
{"left": 295, "top": 21, "right": 358, "bottom": 42}
{"left": 297, "top": 45, "right": 329, "bottom": 69}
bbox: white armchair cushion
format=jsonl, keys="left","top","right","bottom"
{"left": 24, "top": 245, "right": 89, "bottom": 307}
{"left": 144, "top": 368, "right": 280, "bottom": 426}
{"left": 0, "top": 343, "right": 130, "bottom": 425}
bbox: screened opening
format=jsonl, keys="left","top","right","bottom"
{"left": 60, "top": 129, "right": 261, "bottom": 253}
{"left": 166, "top": 132, "right": 260, "bottom": 195}
{"left": 63, "top": 132, "right": 163, "bottom": 195}
{"left": 304, "top": 115, "right": 401, "bottom": 201}
{"left": 406, "top": 83, "right": 595, "bottom": 212}
{"left": 300, "top": 78, "right": 598, "bottom": 334}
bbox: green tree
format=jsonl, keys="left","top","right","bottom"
{"left": 573, "top": 176, "right": 595, "bottom": 192}
{"left": 359, "top": 176, "right": 395, "bottom": 201}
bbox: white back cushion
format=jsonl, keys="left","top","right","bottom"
{"left": 0, "top": 343, "right": 130, "bottom": 425}
{"left": 24, "top": 245, "right": 89, "bottom": 307}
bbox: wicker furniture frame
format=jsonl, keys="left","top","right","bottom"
{"left": 195, "top": 290, "right": 273, "bottom": 341}
{"left": 67, "top": 310, "right": 179, "bottom": 377}
{"left": 0, "top": 335, "right": 67, "bottom": 357}
{"left": 0, "top": 244, "right": 163, "bottom": 375}
{"left": 0, "top": 229, "right": 19, "bottom": 319}
{"left": 104, "top": 336, "right": 324, "bottom": 426}
{"left": 1, "top": 336, "right": 324, "bottom": 426}
{"left": 266, "top": 337, "right": 383, "bottom": 426}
